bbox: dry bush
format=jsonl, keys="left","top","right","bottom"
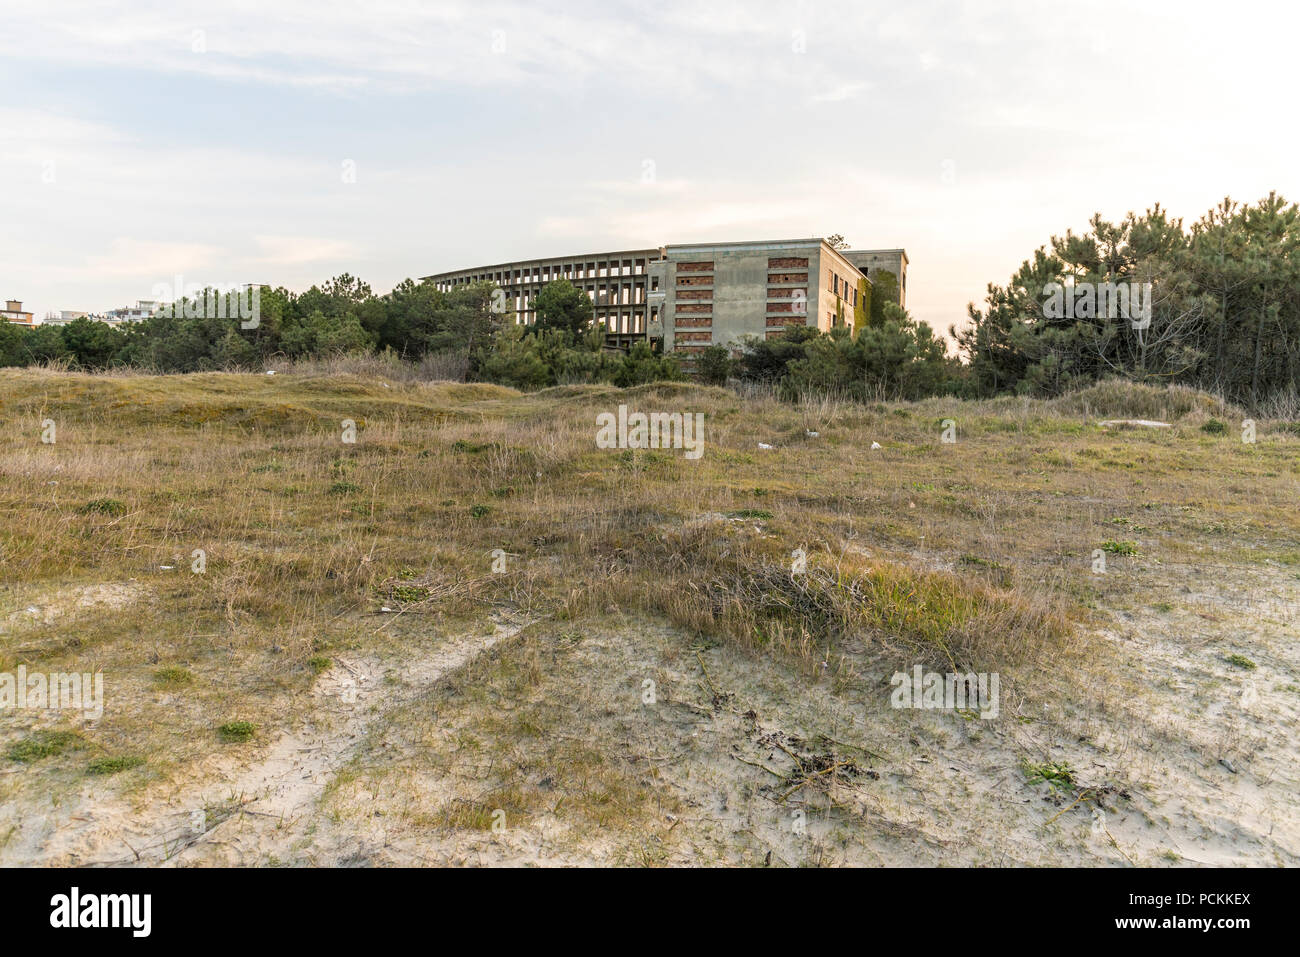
{"left": 276, "top": 349, "right": 469, "bottom": 383}
{"left": 1045, "top": 378, "right": 1240, "bottom": 421}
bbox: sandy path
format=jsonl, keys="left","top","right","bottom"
{"left": 25, "top": 618, "right": 529, "bottom": 866}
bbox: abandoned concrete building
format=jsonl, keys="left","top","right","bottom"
{"left": 423, "top": 239, "right": 907, "bottom": 354}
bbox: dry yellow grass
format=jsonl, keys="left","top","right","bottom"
{"left": 1, "top": 368, "right": 1297, "bottom": 864}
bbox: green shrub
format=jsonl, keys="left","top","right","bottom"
{"left": 1022, "top": 759, "right": 1075, "bottom": 790}
{"left": 694, "top": 344, "right": 733, "bottom": 386}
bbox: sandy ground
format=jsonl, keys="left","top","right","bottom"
{"left": 1, "top": 559, "right": 1296, "bottom": 867}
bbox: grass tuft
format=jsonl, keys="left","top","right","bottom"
{"left": 217, "top": 721, "right": 257, "bottom": 743}
{"left": 152, "top": 666, "right": 195, "bottom": 689}
{"left": 86, "top": 755, "right": 144, "bottom": 776}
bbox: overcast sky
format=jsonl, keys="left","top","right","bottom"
{"left": 2, "top": 0, "right": 1296, "bottom": 336}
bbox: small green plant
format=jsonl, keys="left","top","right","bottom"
{"left": 86, "top": 755, "right": 144, "bottom": 776}
{"left": 307, "top": 656, "right": 332, "bottom": 674}
{"left": 218, "top": 721, "right": 257, "bottom": 743}
{"left": 1223, "top": 653, "right": 1257, "bottom": 670}
{"left": 1201, "top": 419, "right": 1227, "bottom": 435}
{"left": 390, "top": 583, "right": 430, "bottom": 602}
{"left": 78, "top": 498, "right": 127, "bottom": 516}
{"left": 1100, "top": 540, "right": 1139, "bottom": 556}
{"left": 1022, "top": 759, "right": 1076, "bottom": 790}
{"left": 152, "top": 666, "right": 195, "bottom": 689}
{"left": 451, "top": 439, "right": 486, "bottom": 454}
{"left": 469, "top": 504, "right": 492, "bottom": 518}
{"left": 328, "top": 481, "right": 361, "bottom": 495}
{"left": 6, "top": 730, "right": 84, "bottom": 763}
{"left": 727, "top": 508, "right": 773, "bottom": 520}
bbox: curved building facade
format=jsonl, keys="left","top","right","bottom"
{"left": 423, "top": 238, "right": 906, "bottom": 354}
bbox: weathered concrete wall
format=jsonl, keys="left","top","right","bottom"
{"left": 711, "top": 249, "right": 768, "bottom": 348}
{"left": 655, "top": 239, "right": 878, "bottom": 352}
{"left": 818, "top": 246, "right": 867, "bottom": 333}
{"left": 843, "top": 249, "right": 908, "bottom": 308}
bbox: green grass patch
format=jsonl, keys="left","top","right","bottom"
{"left": 218, "top": 721, "right": 257, "bottom": 743}
{"left": 152, "top": 666, "right": 195, "bottom": 689}
{"left": 86, "top": 755, "right": 144, "bottom": 776}
{"left": 6, "top": 730, "right": 84, "bottom": 763}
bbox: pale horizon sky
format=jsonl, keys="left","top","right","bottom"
{"left": 2, "top": 0, "right": 1297, "bottom": 341}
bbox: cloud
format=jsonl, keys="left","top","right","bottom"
{"left": 251, "top": 236, "right": 363, "bottom": 266}
{"left": 0, "top": 0, "right": 922, "bottom": 99}
{"left": 810, "top": 82, "right": 868, "bottom": 103}
{"left": 80, "top": 238, "right": 223, "bottom": 280}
